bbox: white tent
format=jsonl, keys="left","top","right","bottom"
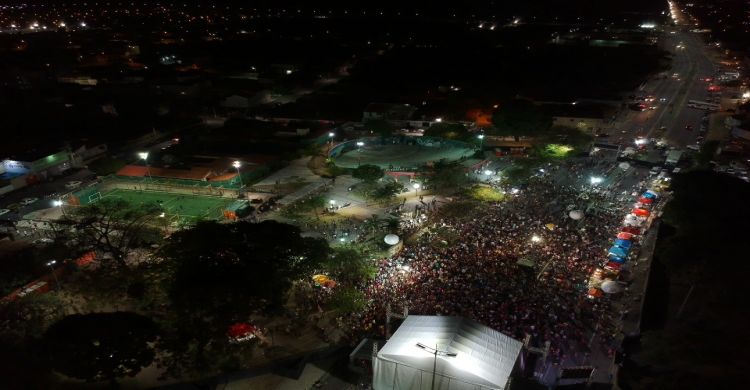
{"left": 569, "top": 210, "right": 584, "bottom": 220}
{"left": 373, "top": 315, "right": 523, "bottom": 390}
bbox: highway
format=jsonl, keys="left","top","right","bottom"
{"left": 612, "top": 3, "right": 720, "bottom": 150}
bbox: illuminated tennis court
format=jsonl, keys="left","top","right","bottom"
{"left": 102, "top": 188, "right": 235, "bottom": 222}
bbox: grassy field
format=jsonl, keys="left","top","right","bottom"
{"left": 103, "top": 188, "right": 234, "bottom": 221}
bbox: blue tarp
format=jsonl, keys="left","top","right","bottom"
{"left": 642, "top": 191, "right": 658, "bottom": 199}
{"left": 609, "top": 254, "right": 627, "bottom": 263}
{"left": 614, "top": 239, "right": 633, "bottom": 249}
{"left": 609, "top": 246, "right": 628, "bottom": 258}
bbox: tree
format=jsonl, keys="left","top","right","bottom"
{"left": 67, "top": 198, "right": 163, "bottom": 269}
{"left": 491, "top": 99, "right": 552, "bottom": 137}
{"left": 364, "top": 119, "right": 395, "bottom": 138}
{"left": 425, "top": 161, "right": 469, "bottom": 194}
{"left": 424, "top": 122, "right": 469, "bottom": 140}
{"left": 41, "top": 312, "right": 159, "bottom": 383}
{"left": 325, "top": 247, "right": 377, "bottom": 286}
{"left": 353, "top": 164, "right": 384, "bottom": 182}
{"left": 621, "top": 171, "right": 750, "bottom": 389}
{"left": 157, "top": 221, "right": 329, "bottom": 372}
{"left": 329, "top": 286, "right": 366, "bottom": 314}
{"left": 371, "top": 181, "right": 404, "bottom": 201}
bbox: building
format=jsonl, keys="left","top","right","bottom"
{"left": 541, "top": 102, "right": 617, "bottom": 134}
{"left": 0, "top": 148, "right": 73, "bottom": 195}
{"left": 373, "top": 315, "right": 523, "bottom": 390}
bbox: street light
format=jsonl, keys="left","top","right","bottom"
{"left": 328, "top": 132, "right": 335, "bottom": 138}
{"left": 435, "top": 117, "right": 443, "bottom": 123}
{"left": 138, "top": 152, "right": 152, "bottom": 181}
{"left": 232, "top": 160, "right": 244, "bottom": 190}
{"left": 52, "top": 199, "right": 66, "bottom": 217}
{"left": 415, "top": 343, "right": 457, "bottom": 390}
{"left": 590, "top": 176, "right": 604, "bottom": 185}
{"left": 412, "top": 182, "right": 421, "bottom": 195}
{"left": 46, "top": 260, "right": 62, "bottom": 290}
{"left": 531, "top": 235, "right": 542, "bottom": 243}
{"left": 477, "top": 133, "right": 485, "bottom": 150}
{"left": 484, "top": 169, "right": 493, "bottom": 176}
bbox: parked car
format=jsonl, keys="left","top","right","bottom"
{"left": 20, "top": 197, "right": 38, "bottom": 206}
{"left": 64, "top": 180, "right": 82, "bottom": 189}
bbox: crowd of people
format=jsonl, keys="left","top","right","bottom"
{"left": 342, "top": 162, "right": 642, "bottom": 366}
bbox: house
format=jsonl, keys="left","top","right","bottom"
{"left": 541, "top": 102, "right": 617, "bottom": 134}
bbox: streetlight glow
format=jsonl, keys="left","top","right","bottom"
{"left": 590, "top": 176, "right": 604, "bottom": 185}
{"left": 138, "top": 152, "right": 149, "bottom": 160}
{"left": 232, "top": 160, "right": 241, "bottom": 169}
{"left": 484, "top": 169, "right": 493, "bottom": 176}
{"left": 52, "top": 200, "right": 63, "bottom": 207}
{"left": 328, "top": 132, "right": 335, "bottom": 137}
{"left": 356, "top": 141, "right": 364, "bottom": 147}
{"left": 531, "top": 235, "right": 542, "bottom": 243}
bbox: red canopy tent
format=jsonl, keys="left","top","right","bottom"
{"left": 617, "top": 232, "right": 634, "bottom": 240}
{"left": 638, "top": 197, "right": 654, "bottom": 204}
{"left": 587, "top": 288, "right": 604, "bottom": 298}
{"left": 622, "top": 226, "right": 641, "bottom": 235}
{"left": 228, "top": 322, "right": 257, "bottom": 339}
{"left": 632, "top": 208, "right": 650, "bottom": 217}
{"left": 604, "top": 262, "right": 623, "bottom": 272}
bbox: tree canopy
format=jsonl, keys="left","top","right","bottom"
{"left": 163, "top": 220, "right": 329, "bottom": 321}
{"left": 622, "top": 171, "right": 750, "bottom": 388}
{"left": 491, "top": 99, "right": 552, "bottom": 137}
{"left": 157, "top": 220, "right": 329, "bottom": 374}
{"left": 364, "top": 119, "right": 396, "bottom": 138}
{"left": 67, "top": 198, "right": 163, "bottom": 268}
{"left": 352, "top": 164, "right": 385, "bottom": 182}
{"left": 41, "top": 312, "right": 159, "bottom": 382}
{"left": 424, "top": 122, "right": 469, "bottom": 140}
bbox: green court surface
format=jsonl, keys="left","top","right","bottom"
{"left": 334, "top": 143, "right": 475, "bottom": 170}
{"left": 103, "top": 188, "right": 233, "bottom": 221}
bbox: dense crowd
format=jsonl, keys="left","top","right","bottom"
{"left": 344, "top": 169, "right": 633, "bottom": 363}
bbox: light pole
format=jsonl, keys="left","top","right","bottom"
{"left": 416, "top": 343, "right": 457, "bottom": 390}
{"left": 329, "top": 199, "right": 336, "bottom": 211}
{"left": 232, "top": 160, "right": 244, "bottom": 191}
{"left": 356, "top": 141, "right": 365, "bottom": 165}
{"left": 52, "top": 199, "right": 66, "bottom": 217}
{"left": 477, "top": 133, "right": 485, "bottom": 150}
{"left": 412, "top": 182, "right": 420, "bottom": 196}
{"left": 138, "top": 152, "right": 152, "bottom": 181}
{"left": 46, "top": 260, "right": 62, "bottom": 290}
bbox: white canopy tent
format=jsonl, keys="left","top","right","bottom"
{"left": 373, "top": 315, "right": 523, "bottom": 390}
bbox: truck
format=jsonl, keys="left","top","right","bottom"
{"left": 665, "top": 149, "right": 684, "bottom": 165}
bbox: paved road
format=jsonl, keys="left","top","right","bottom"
{"left": 608, "top": 9, "right": 720, "bottom": 151}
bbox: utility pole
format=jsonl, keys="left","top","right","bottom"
{"left": 416, "top": 343, "right": 457, "bottom": 390}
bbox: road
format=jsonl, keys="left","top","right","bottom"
{"left": 610, "top": 5, "right": 719, "bottom": 150}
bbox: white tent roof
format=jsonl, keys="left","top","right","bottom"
{"left": 374, "top": 315, "right": 523, "bottom": 390}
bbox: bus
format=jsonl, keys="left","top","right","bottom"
{"left": 687, "top": 100, "right": 720, "bottom": 111}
